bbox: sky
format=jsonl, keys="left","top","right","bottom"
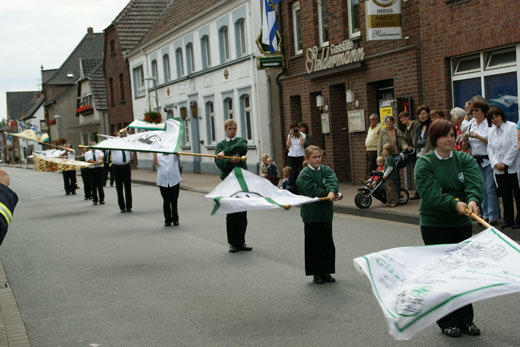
{"left": 0, "top": 0, "right": 131, "bottom": 120}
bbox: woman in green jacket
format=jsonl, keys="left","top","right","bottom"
{"left": 296, "top": 146, "right": 339, "bottom": 284}
{"left": 414, "top": 119, "right": 483, "bottom": 337}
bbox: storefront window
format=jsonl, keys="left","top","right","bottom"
{"left": 453, "top": 78, "right": 481, "bottom": 109}
{"left": 486, "top": 72, "right": 518, "bottom": 122}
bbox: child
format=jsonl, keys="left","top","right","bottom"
{"left": 362, "top": 156, "right": 385, "bottom": 187}
{"left": 259, "top": 153, "right": 269, "bottom": 178}
{"left": 266, "top": 157, "right": 279, "bottom": 185}
{"left": 382, "top": 143, "right": 399, "bottom": 207}
{"left": 296, "top": 145, "right": 339, "bottom": 284}
{"left": 279, "top": 166, "right": 298, "bottom": 194}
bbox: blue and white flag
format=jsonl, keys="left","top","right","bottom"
{"left": 30, "top": 123, "right": 41, "bottom": 136}
{"left": 16, "top": 120, "right": 27, "bottom": 132}
{"left": 262, "top": 0, "right": 281, "bottom": 54}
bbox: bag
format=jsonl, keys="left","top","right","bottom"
{"left": 392, "top": 148, "right": 415, "bottom": 169}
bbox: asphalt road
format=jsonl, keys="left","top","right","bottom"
{"left": 1, "top": 167, "right": 520, "bottom": 347}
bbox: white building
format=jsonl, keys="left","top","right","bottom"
{"left": 127, "top": 0, "right": 281, "bottom": 174}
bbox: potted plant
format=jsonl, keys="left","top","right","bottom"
{"left": 144, "top": 111, "right": 162, "bottom": 123}
{"left": 76, "top": 105, "right": 94, "bottom": 114}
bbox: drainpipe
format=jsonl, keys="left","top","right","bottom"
{"left": 275, "top": 2, "right": 287, "bottom": 166}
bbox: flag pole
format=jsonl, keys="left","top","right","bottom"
{"left": 465, "top": 208, "right": 491, "bottom": 228}
{"left": 284, "top": 193, "right": 343, "bottom": 210}
{"left": 177, "top": 152, "right": 247, "bottom": 162}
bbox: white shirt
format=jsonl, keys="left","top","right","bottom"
{"left": 487, "top": 120, "right": 518, "bottom": 174}
{"left": 466, "top": 119, "right": 490, "bottom": 167}
{"left": 156, "top": 154, "right": 182, "bottom": 187}
{"left": 111, "top": 150, "right": 131, "bottom": 165}
{"left": 60, "top": 149, "right": 75, "bottom": 160}
{"left": 460, "top": 117, "right": 475, "bottom": 134}
{"left": 84, "top": 149, "right": 104, "bottom": 168}
{"left": 288, "top": 133, "right": 306, "bottom": 157}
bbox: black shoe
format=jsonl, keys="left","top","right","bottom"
{"left": 173, "top": 221, "right": 179, "bottom": 226}
{"left": 121, "top": 209, "right": 126, "bottom": 213}
{"left": 238, "top": 244, "right": 253, "bottom": 251}
{"left": 489, "top": 220, "right": 498, "bottom": 226}
{"left": 126, "top": 208, "right": 132, "bottom": 213}
{"left": 65, "top": 192, "right": 70, "bottom": 196}
{"left": 313, "top": 275, "right": 324, "bottom": 284}
{"left": 93, "top": 201, "right": 98, "bottom": 205}
{"left": 100, "top": 201, "right": 105, "bottom": 205}
{"left": 501, "top": 223, "right": 513, "bottom": 229}
{"left": 323, "top": 274, "right": 336, "bottom": 283}
{"left": 442, "top": 327, "right": 461, "bottom": 337}
{"left": 229, "top": 244, "right": 238, "bottom": 253}
{"left": 460, "top": 323, "right": 481, "bottom": 336}
{"left": 164, "top": 222, "right": 172, "bottom": 227}
{"left": 84, "top": 197, "right": 90, "bottom": 200}
{"left": 410, "top": 196, "right": 420, "bottom": 200}
{"left": 72, "top": 191, "right": 76, "bottom": 195}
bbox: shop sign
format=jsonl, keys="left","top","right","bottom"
{"left": 257, "top": 55, "right": 284, "bottom": 70}
{"left": 305, "top": 40, "right": 364, "bottom": 74}
{"left": 366, "top": 0, "right": 402, "bottom": 41}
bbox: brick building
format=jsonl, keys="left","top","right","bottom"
{"left": 278, "top": 0, "right": 519, "bottom": 184}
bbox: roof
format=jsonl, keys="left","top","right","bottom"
{"left": 6, "top": 91, "right": 43, "bottom": 120}
{"left": 80, "top": 59, "right": 101, "bottom": 78}
{"left": 87, "top": 62, "right": 107, "bottom": 110}
{"left": 41, "top": 69, "right": 58, "bottom": 84}
{"left": 109, "top": 0, "right": 171, "bottom": 53}
{"left": 21, "top": 94, "right": 45, "bottom": 121}
{"left": 133, "top": 0, "right": 224, "bottom": 52}
{"left": 44, "top": 29, "right": 105, "bottom": 86}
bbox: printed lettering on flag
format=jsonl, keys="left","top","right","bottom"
{"left": 353, "top": 227, "right": 520, "bottom": 340}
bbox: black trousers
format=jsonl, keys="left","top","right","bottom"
{"left": 287, "top": 156, "right": 304, "bottom": 180}
{"left": 114, "top": 164, "right": 132, "bottom": 211}
{"left": 90, "top": 167, "right": 105, "bottom": 203}
{"left": 62, "top": 170, "right": 77, "bottom": 194}
{"left": 103, "top": 163, "right": 114, "bottom": 187}
{"left": 495, "top": 172, "right": 520, "bottom": 225}
{"left": 366, "top": 150, "right": 378, "bottom": 176}
{"left": 421, "top": 225, "right": 474, "bottom": 330}
{"left": 80, "top": 168, "right": 92, "bottom": 199}
{"left": 226, "top": 211, "right": 247, "bottom": 246}
{"left": 304, "top": 222, "right": 335, "bottom": 276}
{"left": 159, "top": 184, "right": 179, "bottom": 223}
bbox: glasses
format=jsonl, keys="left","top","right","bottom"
{"left": 471, "top": 109, "right": 481, "bottom": 113}
{"left": 369, "top": 118, "right": 377, "bottom": 121}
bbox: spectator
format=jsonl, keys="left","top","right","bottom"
{"left": 399, "top": 111, "right": 419, "bottom": 148}
{"left": 450, "top": 107, "right": 469, "bottom": 153}
{"left": 266, "top": 157, "right": 279, "bottom": 186}
{"left": 280, "top": 166, "right": 298, "bottom": 194}
{"left": 286, "top": 122, "right": 306, "bottom": 180}
{"left": 382, "top": 143, "right": 399, "bottom": 208}
{"left": 461, "top": 95, "right": 486, "bottom": 133}
{"left": 430, "top": 109, "right": 446, "bottom": 121}
{"left": 377, "top": 116, "right": 409, "bottom": 158}
{"left": 298, "top": 121, "right": 313, "bottom": 148}
{"left": 259, "top": 153, "right": 269, "bottom": 178}
{"left": 486, "top": 106, "right": 520, "bottom": 229}
{"left": 365, "top": 113, "right": 381, "bottom": 175}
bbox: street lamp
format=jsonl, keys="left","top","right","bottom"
{"left": 145, "top": 77, "right": 159, "bottom": 112}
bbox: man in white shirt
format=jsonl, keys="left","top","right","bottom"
{"left": 112, "top": 130, "right": 132, "bottom": 213}
{"left": 85, "top": 143, "right": 105, "bottom": 205}
{"left": 60, "top": 143, "right": 77, "bottom": 195}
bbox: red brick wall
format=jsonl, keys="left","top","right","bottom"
{"left": 103, "top": 26, "right": 134, "bottom": 132}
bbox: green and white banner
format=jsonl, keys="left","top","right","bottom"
{"left": 353, "top": 227, "right": 520, "bottom": 340}
{"left": 128, "top": 119, "right": 166, "bottom": 130}
{"left": 205, "top": 167, "right": 318, "bottom": 214}
{"left": 92, "top": 119, "right": 183, "bottom": 154}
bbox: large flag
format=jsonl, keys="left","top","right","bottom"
{"left": 205, "top": 167, "right": 318, "bottom": 214}
{"left": 262, "top": 0, "right": 281, "bottom": 53}
{"left": 353, "top": 227, "right": 520, "bottom": 340}
{"left": 33, "top": 153, "right": 91, "bottom": 172}
{"left": 91, "top": 118, "right": 183, "bottom": 154}
{"left": 9, "top": 129, "right": 40, "bottom": 142}
{"left": 37, "top": 149, "right": 63, "bottom": 157}
{"left": 128, "top": 119, "right": 166, "bottom": 131}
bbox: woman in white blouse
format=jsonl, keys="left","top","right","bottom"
{"left": 286, "top": 122, "right": 306, "bottom": 179}
{"left": 487, "top": 106, "right": 520, "bottom": 228}
{"left": 153, "top": 153, "right": 182, "bottom": 227}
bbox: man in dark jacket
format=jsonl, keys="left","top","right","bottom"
{"left": 0, "top": 169, "right": 18, "bottom": 246}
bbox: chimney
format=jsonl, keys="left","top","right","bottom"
{"left": 87, "top": 27, "right": 93, "bottom": 35}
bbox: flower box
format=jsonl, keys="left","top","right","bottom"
{"left": 144, "top": 111, "right": 162, "bottom": 123}
{"left": 48, "top": 118, "right": 56, "bottom": 125}
{"left": 77, "top": 105, "right": 94, "bottom": 115}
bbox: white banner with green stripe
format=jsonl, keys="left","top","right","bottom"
{"left": 353, "top": 227, "right": 520, "bottom": 340}
{"left": 91, "top": 119, "right": 183, "bottom": 154}
{"left": 205, "top": 167, "right": 318, "bottom": 214}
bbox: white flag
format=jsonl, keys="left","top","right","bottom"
{"left": 92, "top": 118, "right": 183, "bottom": 154}
{"left": 353, "top": 227, "right": 520, "bottom": 340}
{"left": 128, "top": 119, "right": 166, "bottom": 131}
{"left": 205, "top": 167, "right": 318, "bottom": 214}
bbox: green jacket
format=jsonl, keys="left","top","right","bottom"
{"left": 214, "top": 137, "right": 248, "bottom": 180}
{"left": 384, "top": 155, "right": 399, "bottom": 180}
{"left": 414, "top": 150, "right": 483, "bottom": 227}
{"left": 296, "top": 165, "right": 339, "bottom": 223}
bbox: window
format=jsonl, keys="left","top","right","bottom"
{"left": 109, "top": 77, "right": 115, "bottom": 105}
{"left": 183, "top": 117, "right": 190, "bottom": 145}
{"left": 201, "top": 35, "right": 211, "bottom": 69}
{"left": 224, "top": 97, "right": 233, "bottom": 119}
{"left": 318, "top": 0, "right": 329, "bottom": 46}
{"left": 241, "top": 94, "right": 252, "bottom": 141}
{"left": 235, "top": 19, "right": 247, "bottom": 57}
{"left": 119, "top": 74, "right": 125, "bottom": 102}
{"left": 451, "top": 47, "right": 518, "bottom": 123}
{"left": 133, "top": 66, "right": 145, "bottom": 97}
{"left": 151, "top": 59, "right": 158, "bottom": 85}
{"left": 81, "top": 94, "right": 93, "bottom": 106}
{"left": 175, "top": 48, "right": 184, "bottom": 77}
{"left": 347, "top": 0, "right": 360, "bottom": 38}
{"left": 206, "top": 101, "right": 216, "bottom": 144}
{"left": 110, "top": 40, "right": 115, "bottom": 56}
{"left": 186, "top": 43, "right": 195, "bottom": 74}
{"left": 163, "top": 54, "right": 171, "bottom": 81}
{"left": 292, "top": 2, "right": 302, "bottom": 54}
{"left": 219, "top": 27, "right": 230, "bottom": 63}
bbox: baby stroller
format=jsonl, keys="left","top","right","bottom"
{"left": 354, "top": 148, "right": 415, "bottom": 209}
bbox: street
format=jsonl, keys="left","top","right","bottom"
{"left": 1, "top": 167, "right": 520, "bottom": 347}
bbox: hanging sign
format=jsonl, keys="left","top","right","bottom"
{"left": 366, "top": 0, "right": 402, "bottom": 41}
